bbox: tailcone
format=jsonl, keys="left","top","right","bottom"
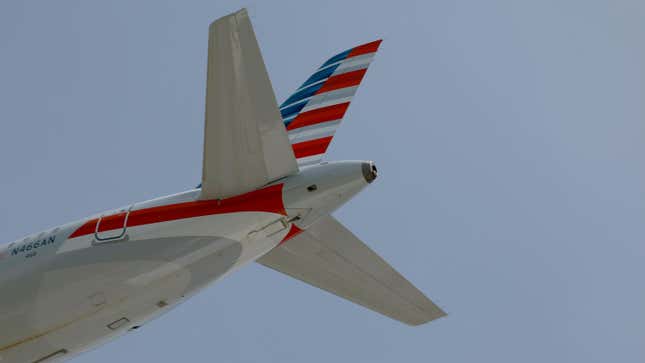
{"left": 282, "top": 160, "right": 374, "bottom": 228}
{"left": 362, "top": 162, "right": 378, "bottom": 184}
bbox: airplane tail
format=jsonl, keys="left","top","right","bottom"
{"left": 281, "top": 40, "right": 382, "bottom": 166}
{"left": 200, "top": 9, "right": 444, "bottom": 325}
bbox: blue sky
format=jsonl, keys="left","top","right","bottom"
{"left": 2, "top": 1, "right": 645, "bottom": 362}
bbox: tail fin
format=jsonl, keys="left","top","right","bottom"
{"left": 281, "top": 40, "right": 382, "bottom": 166}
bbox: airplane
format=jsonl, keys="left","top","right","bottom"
{"left": 0, "top": 9, "right": 445, "bottom": 363}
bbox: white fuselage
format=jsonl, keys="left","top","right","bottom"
{"left": 0, "top": 161, "right": 373, "bottom": 363}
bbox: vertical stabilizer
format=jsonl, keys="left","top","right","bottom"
{"left": 201, "top": 9, "right": 298, "bottom": 199}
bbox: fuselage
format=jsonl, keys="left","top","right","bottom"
{"left": 0, "top": 160, "right": 375, "bottom": 363}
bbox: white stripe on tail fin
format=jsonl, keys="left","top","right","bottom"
{"left": 281, "top": 40, "right": 382, "bottom": 166}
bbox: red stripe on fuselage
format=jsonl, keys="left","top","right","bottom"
{"left": 69, "top": 184, "right": 286, "bottom": 239}
{"left": 279, "top": 224, "right": 304, "bottom": 245}
{"left": 97, "top": 212, "right": 127, "bottom": 232}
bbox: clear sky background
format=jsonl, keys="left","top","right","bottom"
{"left": 1, "top": 1, "right": 645, "bottom": 362}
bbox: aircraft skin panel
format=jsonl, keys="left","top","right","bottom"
{"left": 201, "top": 9, "right": 298, "bottom": 200}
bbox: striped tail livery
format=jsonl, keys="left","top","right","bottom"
{"left": 280, "top": 40, "right": 382, "bottom": 166}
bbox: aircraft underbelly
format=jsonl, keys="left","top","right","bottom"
{"left": 0, "top": 211, "right": 288, "bottom": 363}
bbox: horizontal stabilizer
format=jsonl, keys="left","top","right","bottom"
{"left": 257, "top": 215, "right": 445, "bottom": 325}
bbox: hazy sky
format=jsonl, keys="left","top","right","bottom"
{"left": 2, "top": 1, "right": 645, "bottom": 362}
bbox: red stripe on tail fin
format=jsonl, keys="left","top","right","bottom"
{"left": 292, "top": 136, "right": 334, "bottom": 158}
{"left": 316, "top": 69, "right": 367, "bottom": 95}
{"left": 347, "top": 39, "right": 382, "bottom": 58}
{"left": 286, "top": 103, "right": 350, "bottom": 131}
